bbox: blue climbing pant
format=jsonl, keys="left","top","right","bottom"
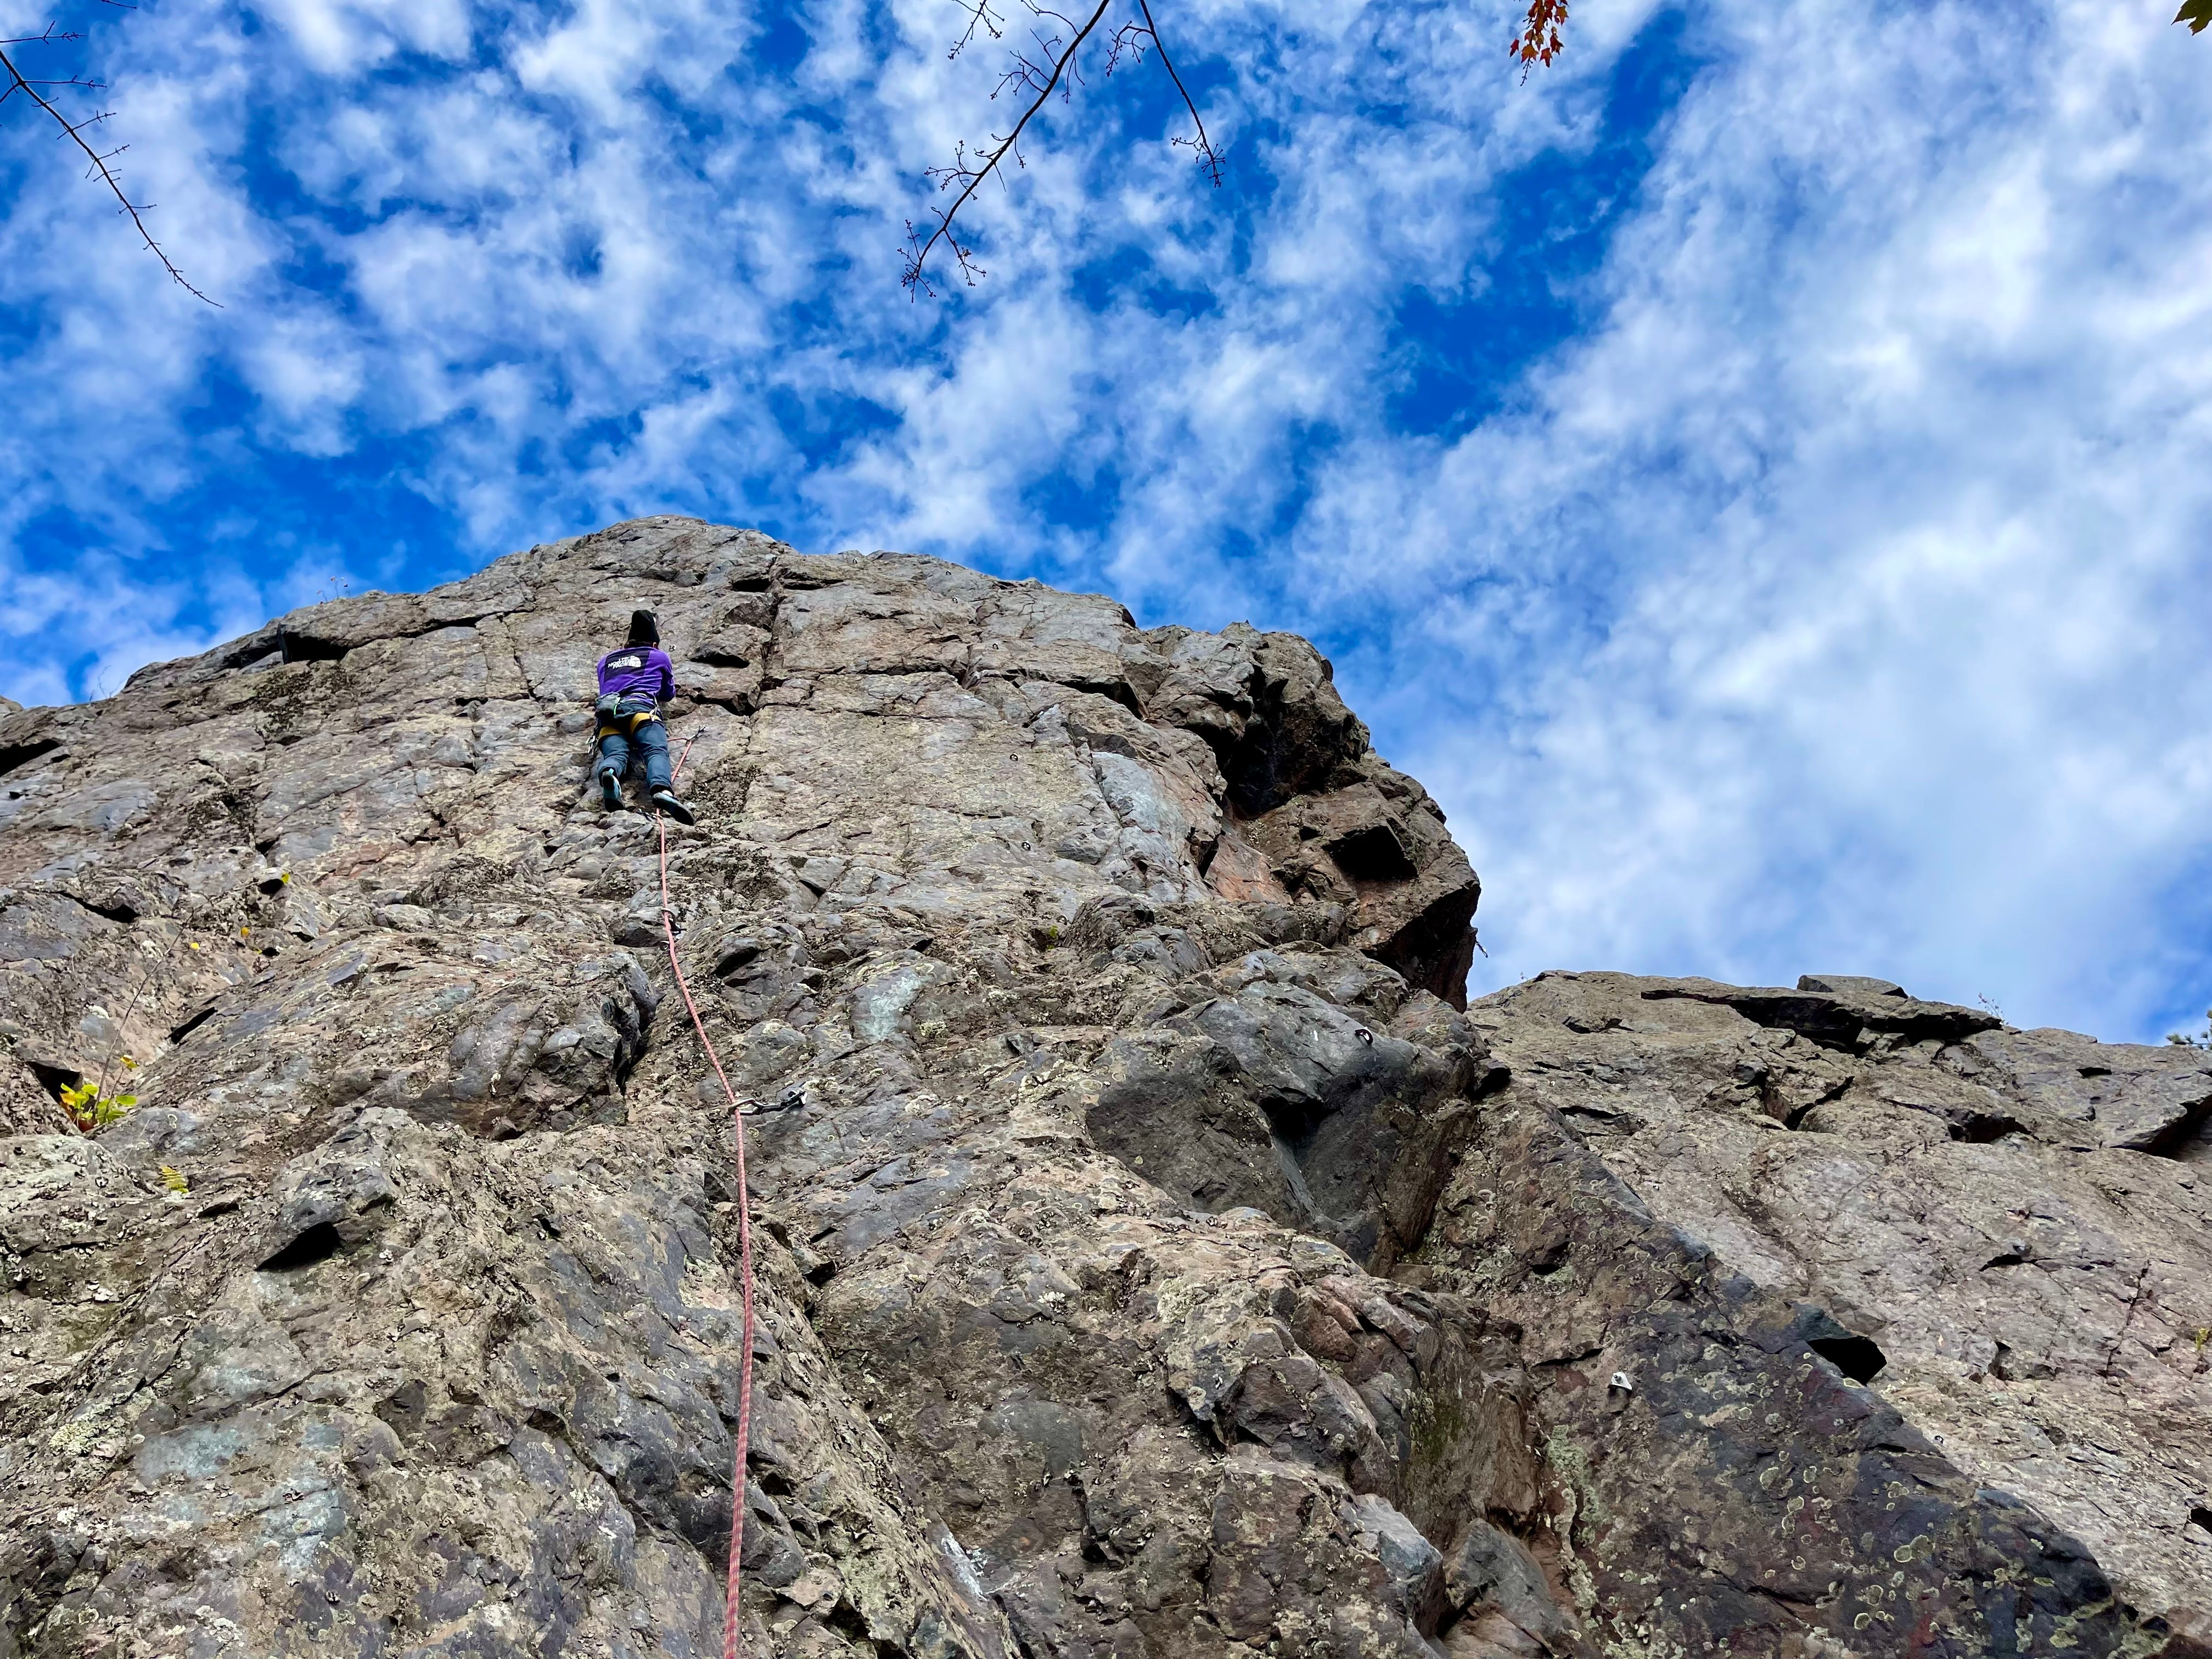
{"left": 595, "top": 709, "right": 671, "bottom": 792}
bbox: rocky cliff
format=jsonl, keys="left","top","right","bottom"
{"left": 1, "top": 517, "right": 2205, "bottom": 1659}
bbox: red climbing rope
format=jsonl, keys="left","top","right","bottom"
{"left": 655, "top": 733, "right": 756, "bottom": 1659}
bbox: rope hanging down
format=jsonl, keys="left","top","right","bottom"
{"left": 655, "top": 732, "right": 757, "bottom": 1659}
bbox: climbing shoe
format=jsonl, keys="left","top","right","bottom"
{"left": 650, "top": 791, "right": 695, "bottom": 826}
{"left": 599, "top": 772, "right": 622, "bottom": 812}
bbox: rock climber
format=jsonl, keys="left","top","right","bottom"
{"left": 593, "top": 610, "right": 694, "bottom": 823}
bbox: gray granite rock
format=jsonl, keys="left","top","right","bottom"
{"left": 1458, "top": 969, "right": 2212, "bottom": 1652}
{"left": 0, "top": 518, "right": 2198, "bottom": 1659}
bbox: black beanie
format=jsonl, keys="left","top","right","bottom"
{"left": 627, "top": 610, "right": 659, "bottom": 646}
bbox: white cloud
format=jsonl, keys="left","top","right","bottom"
{"left": 1351, "top": 0, "right": 2212, "bottom": 1037}
{"left": 3, "top": 0, "right": 2210, "bottom": 1038}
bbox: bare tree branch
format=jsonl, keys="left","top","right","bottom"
{"left": 902, "top": 0, "right": 1113, "bottom": 294}
{"left": 903, "top": 0, "right": 1225, "bottom": 295}
{"left": 947, "top": 0, "right": 1006, "bottom": 61}
{"left": 1, "top": 19, "right": 216, "bottom": 302}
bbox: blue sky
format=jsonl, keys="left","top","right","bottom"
{"left": 6, "top": 0, "right": 2212, "bottom": 1042}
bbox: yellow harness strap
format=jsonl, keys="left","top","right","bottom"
{"left": 597, "top": 706, "right": 661, "bottom": 738}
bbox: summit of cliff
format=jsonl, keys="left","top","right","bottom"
{"left": 2, "top": 517, "right": 2207, "bottom": 1659}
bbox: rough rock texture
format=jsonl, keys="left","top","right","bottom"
{"left": 1452, "top": 972, "right": 2212, "bottom": 1652}
{"left": 0, "top": 516, "right": 2202, "bottom": 1659}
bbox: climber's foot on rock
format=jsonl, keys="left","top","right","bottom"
{"left": 599, "top": 772, "right": 623, "bottom": 812}
{"left": 650, "top": 790, "right": 695, "bottom": 825}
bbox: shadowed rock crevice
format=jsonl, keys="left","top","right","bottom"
{"left": 1205, "top": 654, "right": 1366, "bottom": 820}
{"left": 1792, "top": 1304, "right": 1888, "bottom": 1383}
{"left": 2137, "top": 1093, "right": 2212, "bottom": 1158}
{"left": 1642, "top": 978, "right": 2001, "bottom": 1051}
{"left": 1369, "top": 879, "right": 1481, "bottom": 1011}
{"left": 277, "top": 627, "right": 353, "bottom": 665}
{"left": 0, "top": 734, "right": 63, "bottom": 782}
{"left": 257, "top": 1219, "right": 346, "bottom": 1270}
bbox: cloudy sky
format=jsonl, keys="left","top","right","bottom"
{"left": 4, "top": 0, "right": 2209, "bottom": 1040}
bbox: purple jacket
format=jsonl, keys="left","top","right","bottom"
{"left": 596, "top": 644, "right": 674, "bottom": 703}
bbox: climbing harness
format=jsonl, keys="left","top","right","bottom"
{"left": 596, "top": 691, "right": 663, "bottom": 738}
{"left": 655, "top": 731, "right": 757, "bottom": 1659}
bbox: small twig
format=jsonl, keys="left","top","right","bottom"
{"left": 0, "top": 37, "right": 216, "bottom": 302}
{"left": 1, "top": 24, "right": 88, "bottom": 45}
{"left": 1132, "top": 0, "right": 1220, "bottom": 184}
{"left": 947, "top": 0, "right": 1006, "bottom": 59}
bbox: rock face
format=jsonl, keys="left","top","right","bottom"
{"left": 0, "top": 516, "right": 2203, "bottom": 1659}
{"left": 1452, "top": 973, "right": 2212, "bottom": 1652}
